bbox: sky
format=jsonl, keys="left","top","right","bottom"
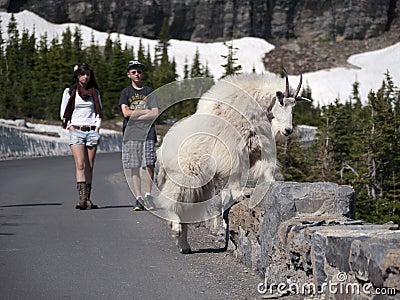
{"left": 0, "top": 10, "right": 399, "bottom": 107}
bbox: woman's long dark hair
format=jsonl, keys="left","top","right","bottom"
{"left": 68, "top": 63, "right": 100, "bottom": 93}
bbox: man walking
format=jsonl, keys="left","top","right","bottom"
{"left": 120, "top": 60, "right": 158, "bottom": 210}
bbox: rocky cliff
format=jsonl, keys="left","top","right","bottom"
{"left": 2, "top": 0, "right": 398, "bottom": 42}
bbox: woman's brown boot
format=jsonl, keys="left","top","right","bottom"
{"left": 75, "top": 182, "right": 87, "bottom": 210}
{"left": 86, "top": 183, "right": 98, "bottom": 209}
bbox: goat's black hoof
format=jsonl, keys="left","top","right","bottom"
{"left": 180, "top": 248, "right": 192, "bottom": 254}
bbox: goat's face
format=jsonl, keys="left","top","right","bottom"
{"left": 270, "top": 92, "right": 296, "bottom": 137}
{"left": 268, "top": 73, "right": 309, "bottom": 137}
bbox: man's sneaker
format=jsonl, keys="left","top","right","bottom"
{"left": 132, "top": 197, "right": 144, "bottom": 211}
{"left": 143, "top": 194, "right": 155, "bottom": 210}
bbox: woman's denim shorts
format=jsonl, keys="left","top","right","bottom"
{"left": 69, "top": 129, "right": 101, "bottom": 147}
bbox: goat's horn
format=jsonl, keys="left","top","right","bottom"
{"left": 294, "top": 73, "right": 303, "bottom": 99}
{"left": 283, "top": 68, "right": 289, "bottom": 98}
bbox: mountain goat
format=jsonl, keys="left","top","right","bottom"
{"left": 157, "top": 72, "right": 308, "bottom": 254}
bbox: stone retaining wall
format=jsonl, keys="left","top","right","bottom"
{"left": 0, "top": 123, "right": 122, "bottom": 159}
{"left": 205, "top": 182, "right": 400, "bottom": 299}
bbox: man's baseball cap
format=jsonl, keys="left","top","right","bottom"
{"left": 126, "top": 60, "right": 146, "bottom": 70}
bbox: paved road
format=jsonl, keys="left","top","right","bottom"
{"left": 0, "top": 153, "right": 262, "bottom": 300}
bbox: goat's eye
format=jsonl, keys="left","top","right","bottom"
{"left": 275, "top": 91, "right": 284, "bottom": 106}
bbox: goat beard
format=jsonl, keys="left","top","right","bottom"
{"left": 274, "top": 132, "right": 289, "bottom": 144}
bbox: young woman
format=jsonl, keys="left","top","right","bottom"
{"left": 60, "top": 63, "right": 103, "bottom": 210}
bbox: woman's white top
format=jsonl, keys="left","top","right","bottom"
{"left": 60, "top": 88, "right": 102, "bottom": 129}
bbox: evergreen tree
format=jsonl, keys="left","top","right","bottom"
{"left": 310, "top": 104, "right": 336, "bottom": 181}
{"left": 45, "top": 37, "right": 64, "bottom": 119}
{"left": 137, "top": 39, "right": 145, "bottom": 62}
{"left": 169, "top": 49, "right": 204, "bottom": 121}
{"left": 345, "top": 81, "right": 369, "bottom": 187}
{"left": 277, "top": 133, "right": 313, "bottom": 182}
{"left": 204, "top": 62, "right": 213, "bottom": 78}
{"left": 60, "top": 27, "right": 72, "bottom": 62}
{"left": 153, "top": 18, "right": 177, "bottom": 89}
{"left": 190, "top": 48, "right": 203, "bottom": 77}
{"left": 0, "top": 17, "right": 6, "bottom": 116}
{"left": 332, "top": 100, "right": 355, "bottom": 183}
{"left": 86, "top": 32, "right": 110, "bottom": 116}
{"left": 86, "top": 33, "right": 105, "bottom": 82}
{"left": 360, "top": 72, "right": 400, "bottom": 223}
{"left": 32, "top": 33, "right": 50, "bottom": 118}
{"left": 4, "top": 14, "right": 21, "bottom": 118}
{"left": 142, "top": 43, "right": 155, "bottom": 87}
{"left": 59, "top": 27, "right": 76, "bottom": 86}
{"left": 103, "top": 36, "right": 127, "bottom": 118}
{"left": 293, "top": 84, "right": 320, "bottom": 126}
{"left": 102, "top": 35, "right": 115, "bottom": 110}
{"left": 183, "top": 57, "right": 189, "bottom": 79}
{"left": 220, "top": 40, "right": 242, "bottom": 79}
{"left": 72, "top": 26, "right": 84, "bottom": 63}
{"left": 103, "top": 34, "right": 113, "bottom": 63}
{"left": 19, "top": 28, "right": 37, "bottom": 118}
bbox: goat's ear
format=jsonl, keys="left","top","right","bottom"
{"left": 276, "top": 91, "right": 284, "bottom": 105}
{"left": 295, "top": 96, "right": 312, "bottom": 102}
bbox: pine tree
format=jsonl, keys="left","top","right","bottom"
{"left": 72, "top": 26, "right": 84, "bottom": 63}
{"left": 346, "top": 81, "right": 369, "bottom": 185}
{"left": 204, "top": 62, "right": 213, "bottom": 78}
{"left": 277, "top": 133, "right": 313, "bottom": 182}
{"left": 310, "top": 104, "right": 336, "bottom": 182}
{"left": 85, "top": 32, "right": 110, "bottom": 117}
{"left": 103, "top": 34, "right": 113, "bottom": 63}
{"left": 0, "top": 17, "right": 6, "bottom": 116}
{"left": 332, "top": 101, "right": 355, "bottom": 183}
{"left": 86, "top": 32, "right": 106, "bottom": 85}
{"left": 4, "top": 14, "right": 21, "bottom": 118}
{"left": 32, "top": 33, "right": 50, "bottom": 118}
{"left": 45, "top": 37, "right": 64, "bottom": 119}
{"left": 183, "top": 57, "right": 189, "bottom": 79}
{"left": 136, "top": 39, "right": 145, "bottom": 62}
{"left": 59, "top": 27, "right": 76, "bottom": 87}
{"left": 353, "top": 72, "right": 400, "bottom": 224}
{"left": 153, "top": 18, "right": 177, "bottom": 89}
{"left": 19, "top": 28, "right": 37, "bottom": 118}
{"left": 190, "top": 48, "right": 203, "bottom": 77}
{"left": 293, "top": 84, "right": 320, "bottom": 126}
{"left": 141, "top": 43, "right": 155, "bottom": 87}
{"left": 369, "top": 72, "right": 399, "bottom": 223}
{"left": 104, "top": 35, "right": 127, "bottom": 119}
{"left": 220, "top": 40, "right": 242, "bottom": 79}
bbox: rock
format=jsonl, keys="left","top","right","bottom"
{"left": 4, "top": 0, "right": 397, "bottom": 42}
{"left": 14, "top": 119, "right": 27, "bottom": 127}
{"left": 349, "top": 236, "right": 400, "bottom": 290}
{"left": 0, "top": 0, "right": 9, "bottom": 12}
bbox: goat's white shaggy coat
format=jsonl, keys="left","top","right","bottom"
{"left": 157, "top": 73, "right": 299, "bottom": 253}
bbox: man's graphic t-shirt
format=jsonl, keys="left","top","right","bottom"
{"left": 119, "top": 85, "right": 158, "bottom": 141}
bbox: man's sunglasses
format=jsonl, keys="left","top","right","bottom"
{"left": 129, "top": 70, "right": 142, "bottom": 75}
